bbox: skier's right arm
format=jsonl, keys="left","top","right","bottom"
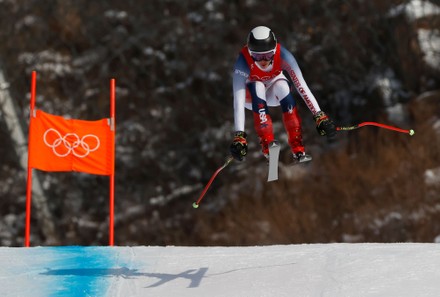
{"left": 230, "top": 53, "right": 250, "bottom": 161}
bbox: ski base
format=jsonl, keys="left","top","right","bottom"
{"left": 267, "top": 141, "right": 280, "bottom": 182}
{"left": 290, "top": 154, "right": 312, "bottom": 166}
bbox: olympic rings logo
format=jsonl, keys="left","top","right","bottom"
{"left": 43, "top": 128, "right": 100, "bottom": 158}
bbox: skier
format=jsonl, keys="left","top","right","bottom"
{"left": 229, "top": 25, "right": 336, "bottom": 162}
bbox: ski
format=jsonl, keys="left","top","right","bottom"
{"left": 291, "top": 153, "right": 312, "bottom": 166}
{"left": 267, "top": 141, "right": 280, "bottom": 182}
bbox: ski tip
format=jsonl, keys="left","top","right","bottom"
{"left": 192, "top": 202, "right": 199, "bottom": 209}
{"left": 409, "top": 129, "right": 415, "bottom": 136}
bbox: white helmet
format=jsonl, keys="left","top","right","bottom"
{"left": 247, "top": 26, "right": 277, "bottom": 53}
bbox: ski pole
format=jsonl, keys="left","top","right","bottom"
{"left": 336, "top": 121, "right": 415, "bottom": 136}
{"left": 193, "top": 155, "right": 234, "bottom": 209}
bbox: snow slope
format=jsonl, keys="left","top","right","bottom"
{"left": 0, "top": 244, "right": 439, "bottom": 297}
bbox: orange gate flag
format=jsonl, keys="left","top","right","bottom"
{"left": 28, "top": 109, "right": 114, "bottom": 175}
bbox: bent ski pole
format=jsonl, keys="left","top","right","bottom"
{"left": 337, "top": 122, "right": 415, "bottom": 136}
{"left": 193, "top": 155, "right": 234, "bottom": 209}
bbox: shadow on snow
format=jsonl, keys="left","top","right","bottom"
{"left": 40, "top": 267, "right": 209, "bottom": 288}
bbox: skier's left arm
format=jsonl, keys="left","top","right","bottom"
{"left": 280, "top": 45, "right": 336, "bottom": 138}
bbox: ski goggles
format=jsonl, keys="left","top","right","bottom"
{"left": 250, "top": 50, "right": 275, "bottom": 61}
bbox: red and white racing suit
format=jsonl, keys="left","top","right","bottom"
{"left": 232, "top": 44, "right": 322, "bottom": 155}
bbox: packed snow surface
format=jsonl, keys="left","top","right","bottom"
{"left": 0, "top": 243, "right": 440, "bottom": 296}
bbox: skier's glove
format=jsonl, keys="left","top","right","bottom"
{"left": 314, "top": 111, "right": 336, "bottom": 138}
{"left": 230, "top": 131, "right": 247, "bottom": 161}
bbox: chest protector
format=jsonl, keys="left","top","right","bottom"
{"left": 241, "top": 44, "right": 282, "bottom": 82}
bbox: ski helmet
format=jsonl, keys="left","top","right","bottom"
{"left": 247, "top": 26, "right": 277, "bottom": 53}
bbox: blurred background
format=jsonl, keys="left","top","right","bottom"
{"left": 0, "top": 0, "right": 439, "bottom": 246}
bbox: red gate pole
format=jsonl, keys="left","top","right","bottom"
{"left": 25, "top": 71, "right": 37, "bottom": 247}
{"left": 109, "top": 78, "right": 116, "bottom": 246}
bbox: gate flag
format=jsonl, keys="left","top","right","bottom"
{"left": 25, "top": 71, "right": 116, "bottom": 247}
{"left": 28, "top": 110, "right": 114, "bottom": 175}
